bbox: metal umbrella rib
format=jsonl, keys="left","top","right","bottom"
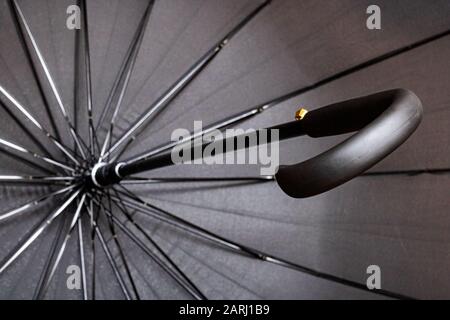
{"left": 9, "top": 0, "right": 89, "bottom": 161}
{"left": 98, "top": 0, "right": 155, "bottom": 162}
{"left": 0, "top": 185, "right": 77, "bottom": 223}
{"left": 84, "top": 197, "right": 133, "bottom": 300}
{"left": 34, "top": 194, "right": 87, "bottom": 299}
{"left": 103, "top": 0, "right": 271, "bottom": 160}
{"left": 77, "top": 217, "right": 88, "bottom": 300}
{"left": 78, "top": 0, "right": 98, "bottom": 159}
{"left": 0, "top": 188, "right": 82, "bottom": 275}
{"left": 111, "top": 186, "right": 414, "bottom": 300}
{"left": 105, "top": 190, "right": 206, "bottom": 300}
{"left": 0, "top": 136, "right": 75, "bottom": 173}
{"left": 0, "top": 84, "right": 82, "bottom": 166}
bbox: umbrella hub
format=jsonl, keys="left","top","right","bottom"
{"left": 90, "top": 162, "right": 124, "bottom": 188}
{"left": 76, "top": 168, "right": 94, "bottom": 190}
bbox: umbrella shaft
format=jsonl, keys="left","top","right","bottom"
{"left": 93, "top": 120, "right": 308, "bottom": 186}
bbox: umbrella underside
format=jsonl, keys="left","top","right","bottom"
{"left": 0, "top": 0, "right": 449, "bottom": 299}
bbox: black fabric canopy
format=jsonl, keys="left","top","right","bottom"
{"left": 0, "top": 0, "right": 449, "bottom": 299}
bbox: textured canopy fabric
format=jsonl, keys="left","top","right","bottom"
{"left": 0, "top": 0, "right": 449, "bottom": 299}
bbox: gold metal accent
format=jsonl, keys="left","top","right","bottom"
{"left": 295, "top": 108, "right": 308, "bottom": 120}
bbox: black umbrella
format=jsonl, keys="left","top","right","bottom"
{"left": 0, "top": 0, "right": 448, "bottom": 300}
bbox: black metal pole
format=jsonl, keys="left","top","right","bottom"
{"left": 92, "top": 118, "right": 308, "bottom": 186}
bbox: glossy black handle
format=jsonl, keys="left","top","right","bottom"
{"left": 275, "top": 89, "right": 423, "bottom": 198}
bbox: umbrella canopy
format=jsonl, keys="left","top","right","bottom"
{"left": 0, "top": 0, "right": 449, "bottom": 299}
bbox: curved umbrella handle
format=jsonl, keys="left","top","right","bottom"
{"left": 275, "top": 89, "right": 423, "bottom": 198}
